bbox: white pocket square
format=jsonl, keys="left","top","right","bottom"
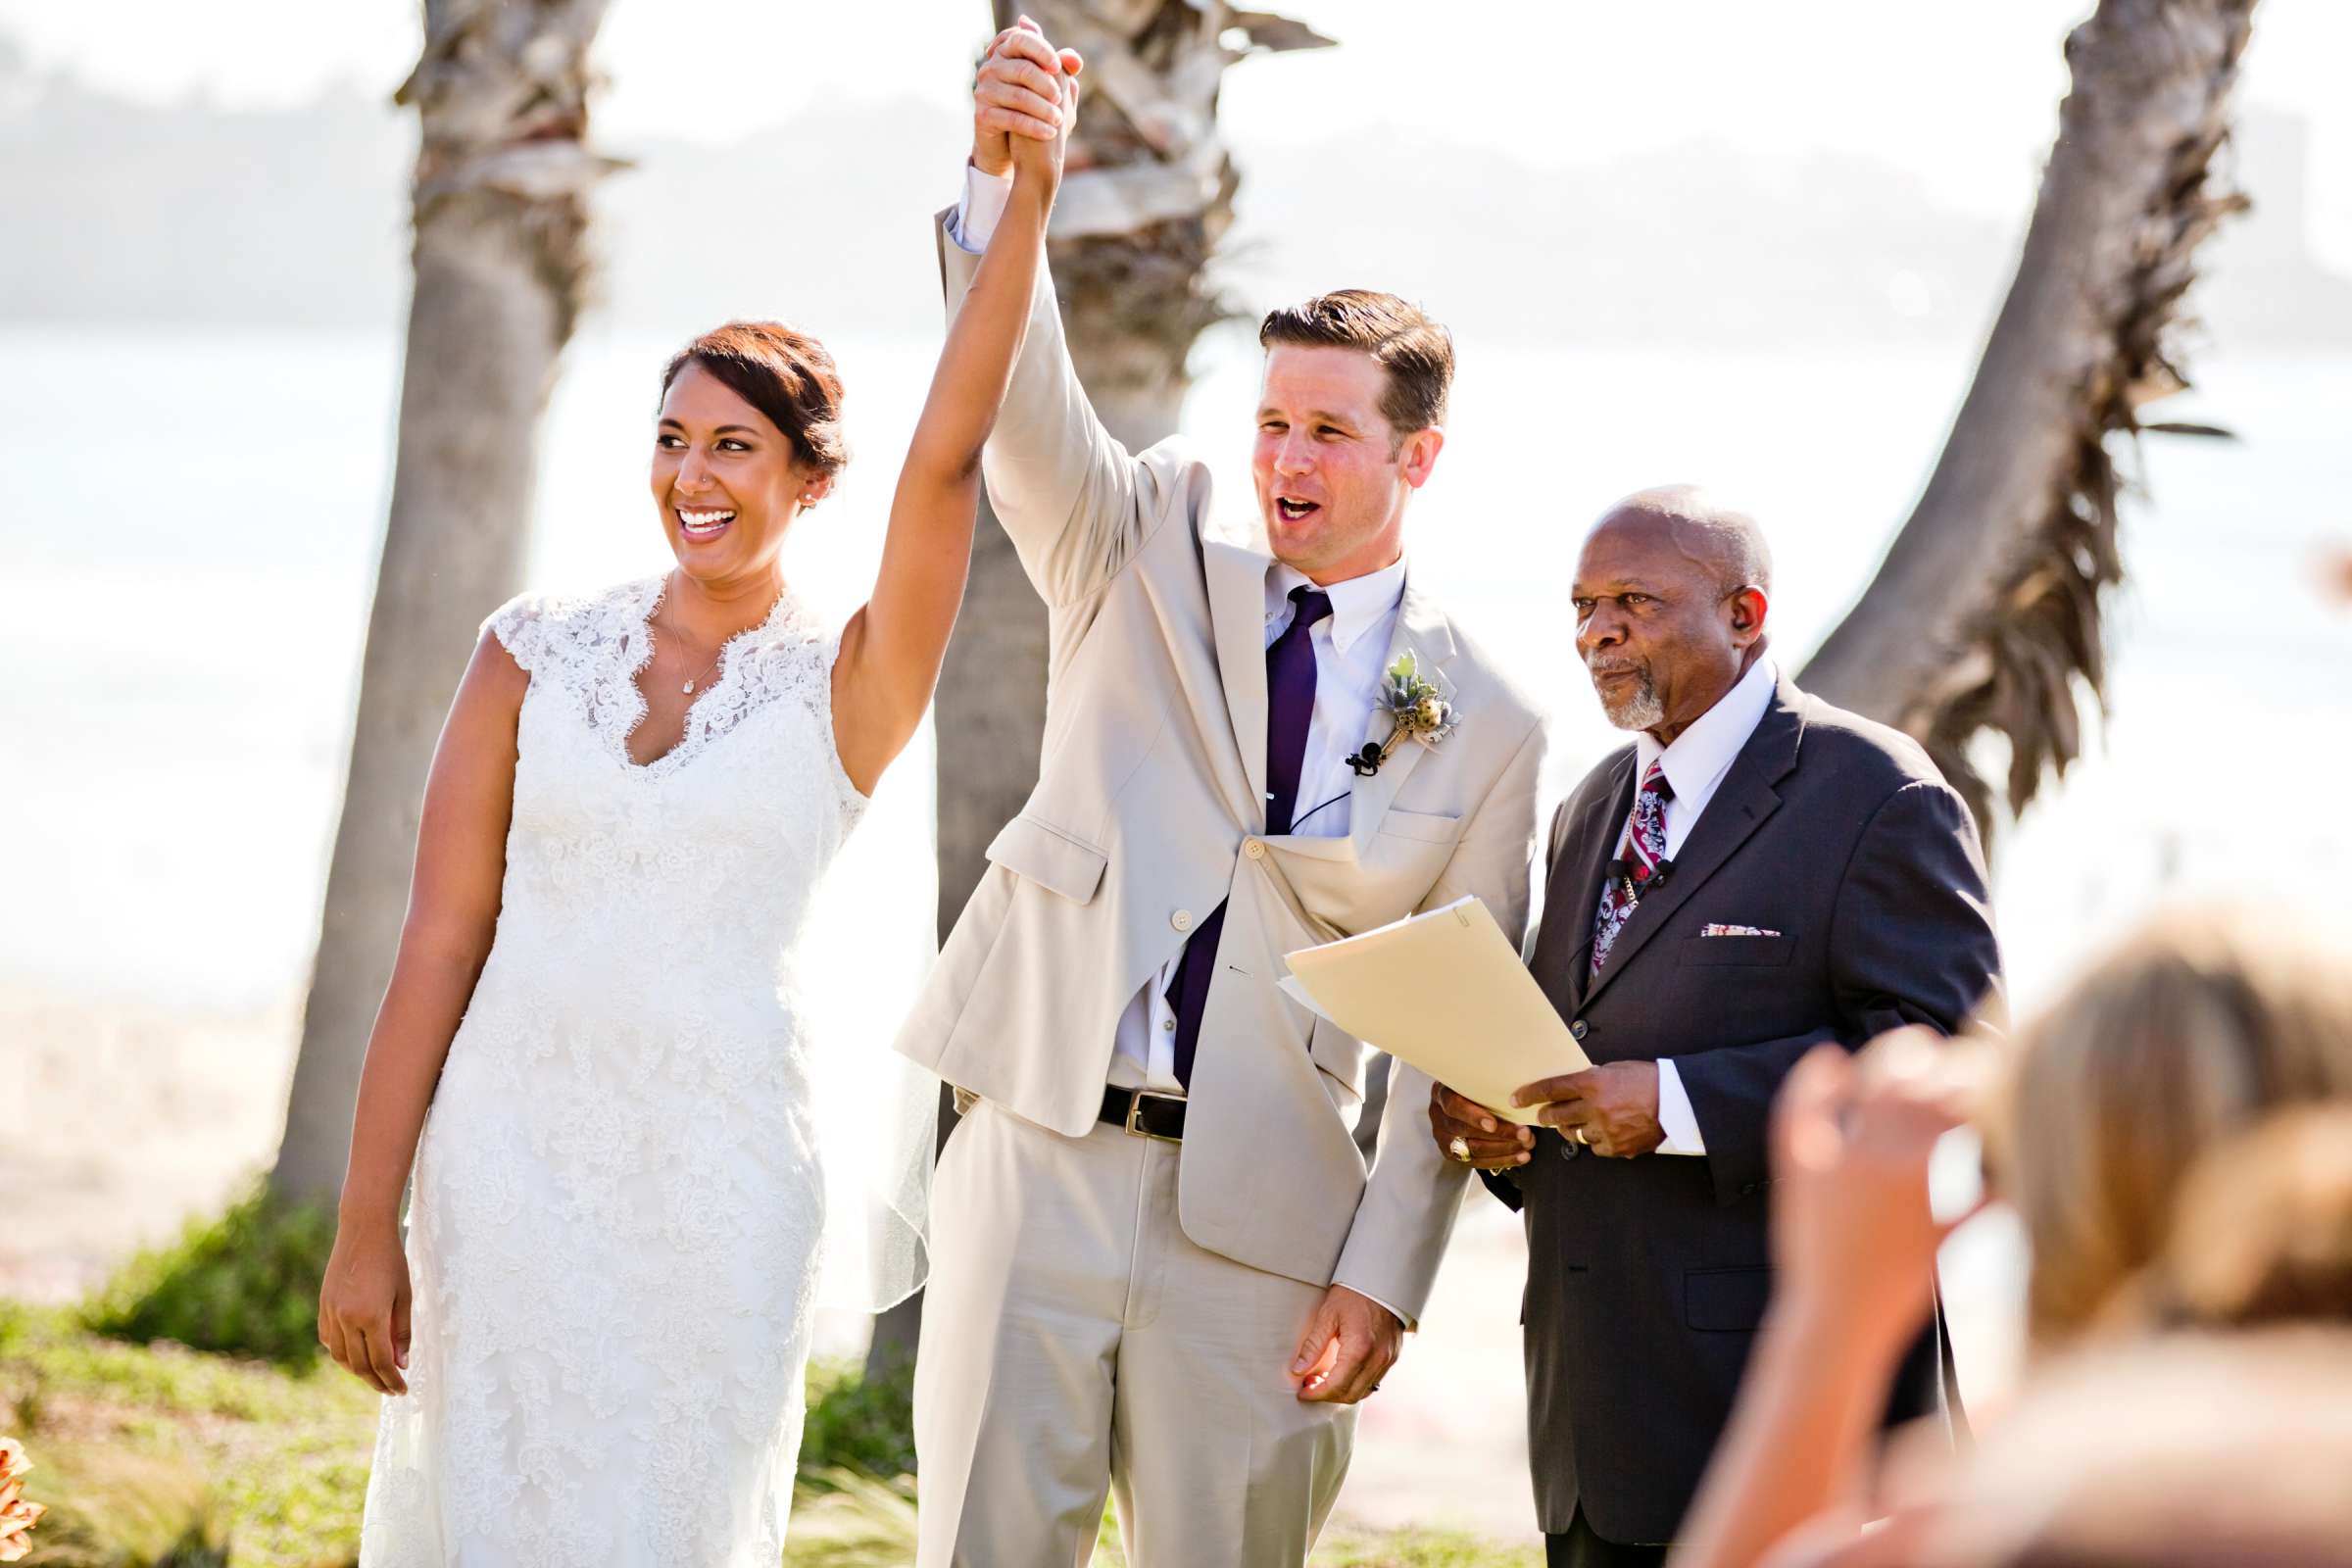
{"left": 1700, "top": 923, "right": 1783, "bottom": 938}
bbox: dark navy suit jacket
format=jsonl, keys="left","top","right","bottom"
{"left": 1490, "top": 672, "right": 2002, "bottom": 1544}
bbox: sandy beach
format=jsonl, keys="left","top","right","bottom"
{"left": 0, "top": 983, "right": 299, "bottom": 1303}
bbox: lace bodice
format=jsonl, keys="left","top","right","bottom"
{"left": 358, "top": 574, "right": 900, "bottom": 1568}
{"left": 491, "top": 572, "right": 866, "bottom": 798}
{"left": 482, "top": 575, "right": 866, "bottom": 1001}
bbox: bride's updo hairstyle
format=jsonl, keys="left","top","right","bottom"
{"left": 660, "top": 321, "right": 850, "bottom": 478}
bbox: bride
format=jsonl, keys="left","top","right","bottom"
{"left": 316, "top": 35, "right": 1079, "bottom": 1566}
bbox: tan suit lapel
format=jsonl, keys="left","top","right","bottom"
{"left": 1203, "top": 537, "right": 1274, "bottom": 830}
{"left": 1348, "top": 574, "right": 1458, "bottom": 857}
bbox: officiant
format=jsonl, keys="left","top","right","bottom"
{"left": 1429, "top": 488, "right": 2005, "bottom": 1568}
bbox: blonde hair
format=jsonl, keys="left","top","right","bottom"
{"left": 2139, "top": 1105, "right": 2352, "bottom": 1330}
{"left": 1984, "top": 912, "right": 2352, "bottom": 1348}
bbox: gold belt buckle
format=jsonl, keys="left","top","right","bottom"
{"left": 1124, "top": 1091, "right": 1186, "bottom": 1143}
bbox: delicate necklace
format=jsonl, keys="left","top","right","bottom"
{"left": 657, "top": 594, "right": 780, "bottom": 695}
{"left": 677, "top": 641, "right": 725, "bottom": 696}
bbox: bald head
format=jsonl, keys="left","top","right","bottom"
{"left": 1591, "top": 485, "right": 1773, "bottom": 599}
{"left": 1572, "top": 486, "right": 1774, "bottom": 744}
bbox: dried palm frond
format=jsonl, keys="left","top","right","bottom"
{"left": 1800, "top": 0, "right": 2256, "bottom": 846}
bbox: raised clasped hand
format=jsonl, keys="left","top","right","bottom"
{"left": 1512, "top": 1060, "right": 1664, "bottom": 1158}
{"left": 974, "top": 16, "right": 1084, "bottom": 181}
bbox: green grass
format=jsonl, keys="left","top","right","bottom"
{"left": 782, "top": 1470, "right": 920, "bottom": 1567}
{"left": 1, "top": 1301, "right": 371, "bottom": 1567}
{"left": 4, "top": 1299, "right": 1536, "bottom": 1566}
{"left": 1083, "top": 1515, "right": 1540, "bottom": 1567}
{"left": 1308, "top": 1526, "right": 1544, "bottom": 1567}
{"left": 799, "top": 1353, "right": 917, "bottom": 1484}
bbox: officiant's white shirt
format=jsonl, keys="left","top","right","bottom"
{"left": 1623, "top": 653, "right": 1781, "bottom": 1155}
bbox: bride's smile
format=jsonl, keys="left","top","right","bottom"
{"left": 652, "top": 355, "right": 834, "bottom": 591}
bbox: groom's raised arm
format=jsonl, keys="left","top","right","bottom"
{"left": 1330, "top": 713, "right": 1549, "bottom": 1324}
{"left": 935, "top": 27, "right": 1162, "bottom": 609}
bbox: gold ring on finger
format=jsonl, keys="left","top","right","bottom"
{"left": 1448, "top": 1135, "right": 1471, "bottom": 1162}
{"left": 1573, "top": 1126, "right": 1590, "bottom": 1146}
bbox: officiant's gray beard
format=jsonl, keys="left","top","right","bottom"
{"left": 1593, "top": 667, "right": 1665, "bottom": 731}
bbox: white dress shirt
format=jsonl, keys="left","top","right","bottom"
{"left": 1619, "top": 655, "right": 1779, "bottom": 1155}
{"left": 949, "top": 163, "right": 1014, "bottom": 253}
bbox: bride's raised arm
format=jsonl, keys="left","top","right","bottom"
{"left": 830, "top": 31, "right": 1078, "bottom": 797}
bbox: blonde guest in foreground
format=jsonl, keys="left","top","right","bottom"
{"left": 313, "top": 51, "right": 1078, "bottom": 1567}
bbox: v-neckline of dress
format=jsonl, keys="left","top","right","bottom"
{"left": 613, "top": 574, "right": 796, "bottom": 776}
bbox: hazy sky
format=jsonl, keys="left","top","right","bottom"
{"left": 7, "top": 1, "right": 2346, "bottom": 261}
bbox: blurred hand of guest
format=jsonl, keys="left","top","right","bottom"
{"left": 1669, "top": 1030, "right": 1984, "bottom": 1568}
{"left": 1769, "top": 1029, "right": 1979, "bottom": 1350}
{"left": 971, "top": 16, "right": 1081, "bottom": 178}
{"left": 1513, "top": 1060, "right": 1664, "bottom": 1157}
{"left": 2325, "top": 545, "right": 2352, "bottom": 606}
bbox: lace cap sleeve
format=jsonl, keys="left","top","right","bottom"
{"left": 482, "top": 592, "right": 558, "bottom": 674}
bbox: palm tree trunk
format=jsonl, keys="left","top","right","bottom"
{"left": 870, "top": 0, "right": 1333, "bottom": 1378}
{"left": 271, "top": 0, "right": 618, "bottom": 1203}
{"left": 1800, "top": 0, "right": 2255, "bottom": 838}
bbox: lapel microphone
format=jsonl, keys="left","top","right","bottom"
{"left": 1346, "top": 743, "right": 1385, "bottom": 777}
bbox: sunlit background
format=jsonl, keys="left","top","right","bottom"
{"left": 4, "top": 0, "right": 2348, "bottom": 1538}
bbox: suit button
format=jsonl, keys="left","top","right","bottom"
{"left": 1571, "top": 1020, "right": 1590, "bottom": 1041}
{"left": 1244, "top": 840, "right": 1267, "bottom": 861}
{"left": 1561, "top": 1140, "right": 1583, "bottom": 1161}
{"left": 1171, "top": 909, "right": 1194, "bottom": 933}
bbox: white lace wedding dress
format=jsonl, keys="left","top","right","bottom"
{"left": 360, "top": 575, "right": 920, "bottom": 1567}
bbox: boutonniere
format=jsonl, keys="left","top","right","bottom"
{"left": 1348, "top": 651, "right": 1459, "bottom": 776}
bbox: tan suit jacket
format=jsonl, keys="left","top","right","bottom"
{"left": 894, "top": 215, "right": 1549, "bottom": 1322}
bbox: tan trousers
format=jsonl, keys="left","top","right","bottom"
{"left": 913, "top": 1100, "right": 1353, "bottom": 1567}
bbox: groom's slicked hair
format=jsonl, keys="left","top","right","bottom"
{"left": 1257, "top": 290, "right": 1453, "bottom": 438}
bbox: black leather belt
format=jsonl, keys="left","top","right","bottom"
{"left": 1101, "top": 1086, "right": 1187, "bottom": 1143}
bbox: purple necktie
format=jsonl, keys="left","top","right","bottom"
{"left": 1166, "top": 587, "right": 1333, "bottom": 1086}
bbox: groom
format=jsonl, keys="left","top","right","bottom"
{"left": 894, "top": 20, "right": 1548, "bottom": 1567}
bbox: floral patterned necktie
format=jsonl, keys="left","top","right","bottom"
{"left": 1590, "top": 760, "right": 1674, "bottom": 977}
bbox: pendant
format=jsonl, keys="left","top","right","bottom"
{"left": 682, "top": 680, "right": 695, "bottom": 694}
